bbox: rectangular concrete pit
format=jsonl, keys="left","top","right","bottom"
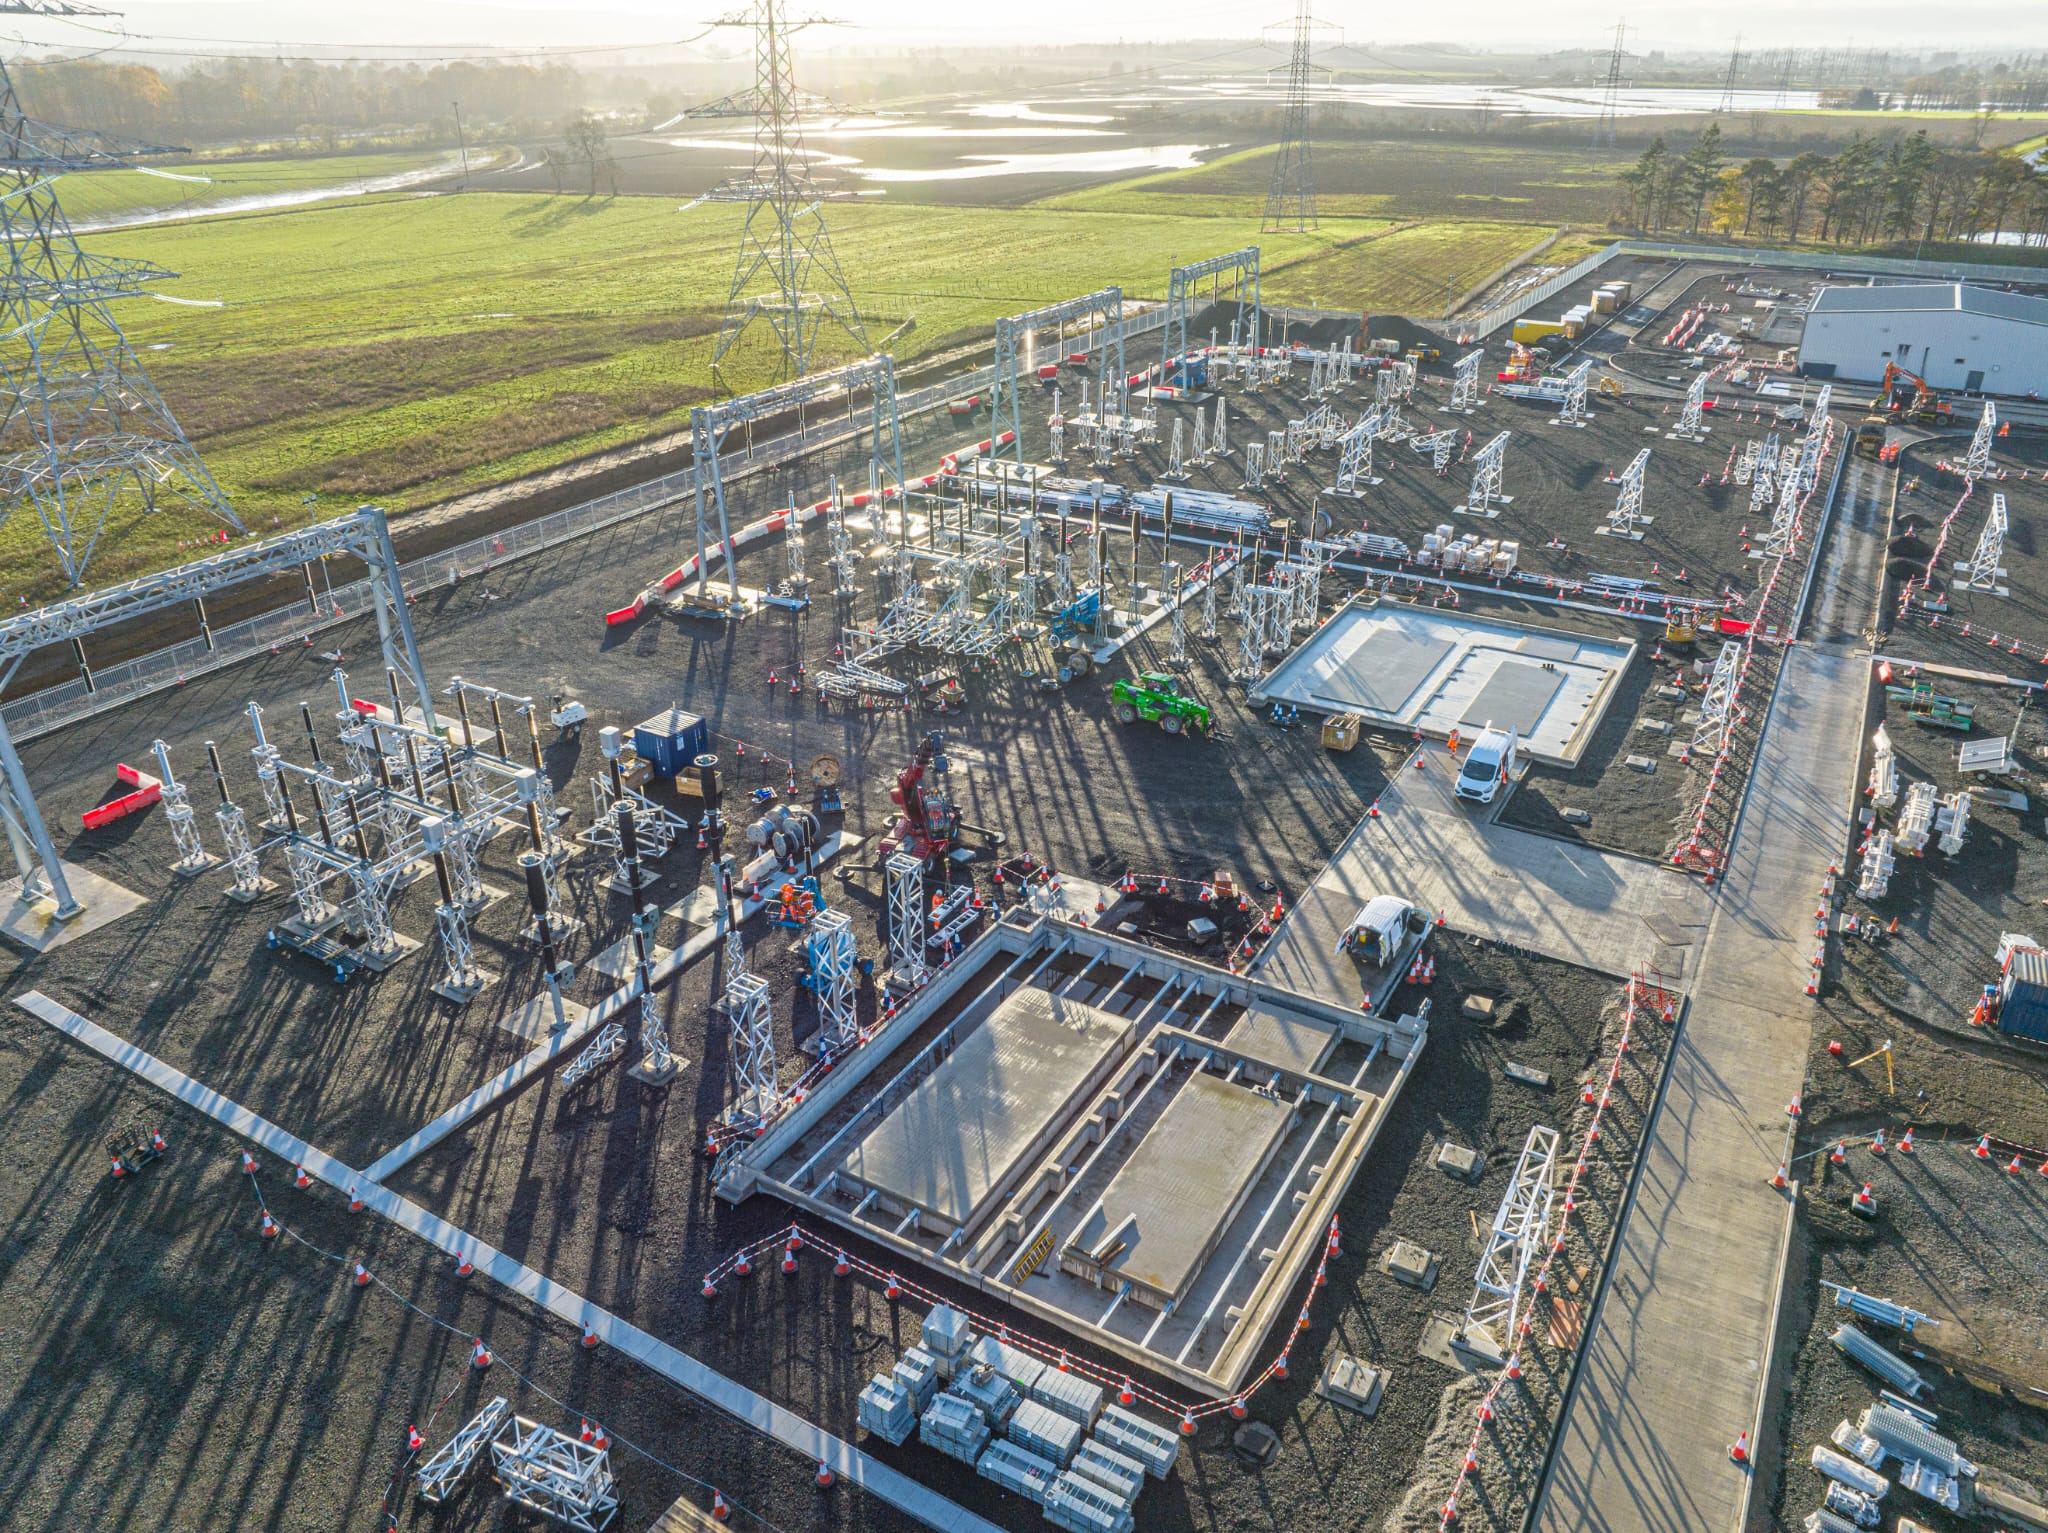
{"left": 1316, "top": 1355, "right": 1387, "bottom": 1417}
{"left": 1382, "top": 1239, "right": 1439, "bottom": 1291}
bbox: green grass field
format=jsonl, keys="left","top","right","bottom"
{"left": 1043, "top": 140, "right": 1635, "bottom": 225}
{"left": 55, "top": 150, "right": 449, "bottom": 223}
{"left": 1263, "top": 223, "right": 1604, "bottom": 315}
{"left": 5, "top": 193, "right": 1381, "bottom": 597}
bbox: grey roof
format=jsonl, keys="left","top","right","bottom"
{"left": 1809, "top": 282, "right": 2048, "bottom": 326}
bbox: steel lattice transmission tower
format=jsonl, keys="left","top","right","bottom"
{"left": 1261, "top": 0, "right": 1318, "bottom": 234}
{"left": 0, "top": 0, "right": 244, "bottom": 588}
{"left": 694, "top": 0, "right": 867, "bottom": 385}
{"left": 1592, "top": 20, "right": 1628, "bottom": 148}
{"left": 1714, "top": 35, "right": 1743, "bottom": 115}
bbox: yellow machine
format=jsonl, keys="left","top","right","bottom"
{"left": 1597, "top": 375, "right": 1624, "bottom": 398}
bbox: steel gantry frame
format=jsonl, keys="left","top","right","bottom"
{"left": 0, "top": 505, "right": 429, "bottom": 925}
{"left": 1602, "top": 447, "right": 1652, "bottom": 539}
{"left": 1465, "top": 431, "right": 1512, "bottom": 516}
{"left": 991, "top": 289, "right": 1123, "bottom": 466}
{"left": 1958, "top": 492, "right": 2010, "bottom": 594}
{"left": 1553, "top": 360, "right": 1593, "bottom": 428}
{"left": 1444, "top": 349, "right": 1483, "bottom": 414}
{"left": 1669, "top": 372, "right": 1710, "bottom": 441}
{"left": 1963, "top": 400, "right": 1997, "bottom": 481}
{"left": 688, "top": 354, "right": 903, "bottom": 601}
{"left": 1691, "top": 641, "right": 1744, "bottom": 758}
{"left": 1462, "top": 1124, "right": 1560, "bottom": 1357}
{"left": 1162, "top": 248, "right": 1259, "bottom": 388}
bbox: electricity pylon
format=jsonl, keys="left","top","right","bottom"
{"left": 1714, "top": 36, "right": 1743, "bottom": 115}
{"left": 693, "top": 0, "right": 868, "bottom": 386}
{"left": 1261, "top": 0, "right": 1318, "bottom": 234}
{"left": 1592, "top": 20, "right": 1628, "bottom": 149}
{"left": 0, "top": 0, "right": 244, "bottom": 588}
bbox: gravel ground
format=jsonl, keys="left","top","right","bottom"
{"left": 1880, "top": 431, "right": 2048, "bottom": 680}
{"left": 1767, "top": 1135, "right": 2048, "bottom": 1533}
{"left": 1836, "top": 676, "right": 2048, "bottom": 1038}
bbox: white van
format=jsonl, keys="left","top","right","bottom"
{"left": 1454, "top": 724, "right": 1519, "bottom": 806}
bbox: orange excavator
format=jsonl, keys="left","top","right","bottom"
{"left": 1880, "top": 361, "right": 1954, "bottom": 424}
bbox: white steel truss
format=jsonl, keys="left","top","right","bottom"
{"left": 1964, "top": 401, "right": 1997, "bottom": 480}
{"left": 149, "top": 739, "right": 211, "bottom": 876}
{"left": 806, "top": 907, "right": 859, "bottom": 1056}
{"left": 1670, "top": 372, "right": 1710, "bottom": 440}
{"left": 1445, "top": 349, "right": 1482, "bottom": 414}
{"left": 1758, "top": 471, "right": 1800, "bottom": 559}
{"left": 1793, "top": 421, "right": 1825, "bottom": 493}
{"left": 488, "top": 1416, "right": 618, "bottom": 1533}
{"left": 1691, "top": 641, "right": 1743, "bottom": 758}
{"left": 723, "top": 971, "right": 777, "bottom": 1128}
{"left": 1554, "top": 360, "right": 1593, "bottom": 428}
{"left": 1602, "top": 447, "right": 1652, "bottom": 539}
{"left": 1957, "top": 492, "right": 2009, "bottom": 593}
{"left": 1465, "top": 431, "right": 1512, "bottom": 516}
{"left": 1213, "top": 395, "right": 1230, "bottom": 456}
{"left": 417, "top": 1396, "right": 511, "bottom": 1504}
{"left": 1162, "top": 247, "right": 1258, "bottom": 387}
{"left": 885, "top": 851, "right": 929, "bottom": 989}
{"left": 1747, "top": 432, "right": 1780, "bottom": 516}
{"left": 1462, "top": 1124, "right": 1560, "bottom": 1355}
{"left": 1330, "top": 410, "right": 1381, "bottom": 496}
{"left": 993, "top": 288, "right": 1123, "bottom": 463}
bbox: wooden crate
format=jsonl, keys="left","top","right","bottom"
{"left": 1321, "top": 713, "right": 1362, "bottom": 752}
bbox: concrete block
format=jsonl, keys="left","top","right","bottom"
{"left": 1437, "top": 1142, "right": 1483, "bottom": 1181}
{"left": 1316, "top": 1355, "right": 1386, "bottom": 1417}
{"left": 1625, "top": 755, "right": 1657, "bottom": 774}
{"left": 1381, "top": 1239, "right": 1438, "bottom": 1291}
{"left": 1561, "top": 808, "right": 1593, "bottom": 825}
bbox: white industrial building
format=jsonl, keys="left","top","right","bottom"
{"left": 1797, "top": 282, "right": 2048, "bottom": 400}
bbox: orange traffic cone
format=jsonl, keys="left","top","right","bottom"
{"left": 1729, "top": 1431, "right": 1749, "bottom": 1463}
{"left": 471, "top": 1337, "right": 492, "bottom": 1370}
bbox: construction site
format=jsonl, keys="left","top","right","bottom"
{"left": 5, "top": 4, "right": 2048, "bottom": 1533}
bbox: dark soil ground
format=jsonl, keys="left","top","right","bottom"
{"left": 1880, "top": 431, "right": 2048, "bottom": 680}
{"left": 0, "top": 367, "right": 1672, "bottom": 1533}
{"left": 1837, "top": 675, "right": 2048, "bottom": 1035}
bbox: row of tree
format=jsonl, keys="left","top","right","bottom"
{"left": 17, "top": 58, "right": 591, "bottom": 145}
{"left": 1615, "top": 125, "right": 2048, "bottom": 248}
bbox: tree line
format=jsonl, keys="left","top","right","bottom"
{"left": 1615, "top": 124, "right": 2048, "bottom": 249}
{"left": 16, "top": 57, "right": 590, "bottom": 146}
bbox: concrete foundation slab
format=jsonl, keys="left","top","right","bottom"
{"left": 500, "top": 992, "right": 593, "bottom": 1044}
{"left": 0, "top": 862, "right": 147, "bottom": 954}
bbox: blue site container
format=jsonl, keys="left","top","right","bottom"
{"left": 633, "top": 708, "right": 708, "bottom": 778}
{"left": 1999, "top": 945, "right": 2048, "bottom": 1042}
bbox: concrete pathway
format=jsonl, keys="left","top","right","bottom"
{"left": 1536, "top": 461, "right": 1882, "bottom": 1533}
{"left": 1256, "top": 752, "right": 1709, "bottom": 999}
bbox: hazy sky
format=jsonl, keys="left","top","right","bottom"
{"left": 16, "top": 0, "right": 2041, "bottom": 57}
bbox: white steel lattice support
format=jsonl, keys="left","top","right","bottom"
{"left": 1189, "top": 408, "right": 1207, "bottom": 466}
{"left": 1554, "top": 360, "right": 1592, "bottom": 428}
{"left": 1047, "top": 387, "right": 1065, "bottom": 465}
{"left": 417, "top": 1397, "right": 510, "bottom": 1505}
{"left": 723, "top": 971, "right": 777, "bottom": 1127}
{"left": 1431, "top": 429, "right": 1456, "bottom": 474}
{"left": 1462, "top": 1124, "right": 1560, "bottom": 1355}
{"left": 1466, "top": 431, "right": 1512, "bottom": 516}
{"left": 1200, "top": 561, "right": 1220, "bottom": 639}
{"left": 149, "top": 739, "right": 211, "bottom": 876}
{"left": 1242, "top": 440, "right": 1265, "bottom": 491}
{"left": 1670, "top": 372, "right": 1710, "bottom": 440}
{"left": 634, "top": 972, "right": 677, "bottom": 1081}
{"left": 433, "top": 898, "right": 483, "bottom": 999}
{"left": 246, "top": 702, "right": 289, "bottom": 828}
{"left": 1163, "top": 247, "right": 1259, "bottom": 385}
{"left": 1162, "top": 417, "right": 1186, "bottom": 481}
{"left": 1213, "top": 396, "right": 1230, "bottom": 457}
{"left": 1794, "top": 423, "right": 1825, "bottom": 494}
{"left": 1808, "top": 382, "right": 1832, "bottom": 429}
{"left": 991, "top": 288, "right": 1123, "bottom": 465}
{"left": 1957, "top": 492, "right": 2009, "bottom": 593}
{"left": 1166, "top": 561, "right": 1188, "bottom": 667}
{"left": 1691, "top": 641, "right": 1743, "bottom": 758}
{"left": 1262, "top": 580, "right": 1293, "bottom": 655}
{"left": 284, "top": 844, "right": 334, "bottom": 929}
{"left": 488, "top": 1416, "right": 619, "bottom": 1533}
{"left": 1759, "top": 472, "right": 1800, "bottom": 559}
{"left": 885, "top": 851, "right": 929, "bottom": 991}
{"left": 1602, "top": 448, "right": 1652, "bottom": 540}
{"left": 1331, "top": 409, "right": 1381, "bottom": 496}
{"left": 561, "top": 1021, "right": 627, "bottom": 1091}
{"left": 216, "top": 801, "right": 264, "bottom": 899}
{"left": 1964, "top": 401, "right": 1997, "bottom": 480}
{"left": 1234, "top": 587, "right": 1265, "bottom": 681}
{"left": 346, "top": 860, "right": 399, "bottom": 960}
{"left": 806, "top": 907, "right": 859, "bottom": 1057}
{"left": 1747, "top": 432, "right": 1780, "bottom": 516}
{"left": 1445, "top": 349, "right": 1482, "bottom": 413}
